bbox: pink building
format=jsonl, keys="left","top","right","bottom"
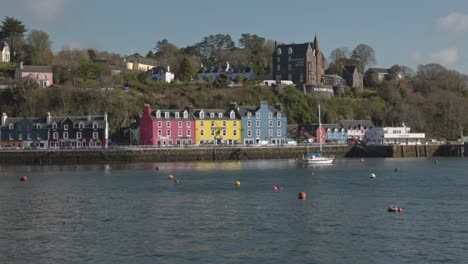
{"left": 140, "top": 104, "right": 195, "bottom": 146}
{"left": 15, "top": 62, "right": 53, "bottom": 88}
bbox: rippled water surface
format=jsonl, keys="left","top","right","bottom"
{"left": 1, "top": 158, "right": 468, "bottom": 264}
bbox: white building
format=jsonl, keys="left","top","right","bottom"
{"left": 365, "top": 123, "right": 425, "bottom": 145}
{"left": 197, "top": 62, "right": 256, "bottom": 81}
{"left": 148, "top": 66, "right": 175, "bottom": 83}
{"left": 0, "top": 41, "right": 10, "bottom": 63}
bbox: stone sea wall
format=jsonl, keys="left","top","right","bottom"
{"left": 0, "top": 144, "right": 464, "bottom": 165}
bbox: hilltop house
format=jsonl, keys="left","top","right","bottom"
{"left": 342, "top": 65, "right": 363, "bottom": 88}
{"left": 148, "top": 66, "right": 175, "bottom": 83}
{"left": 15, "top": 62, "right": 53, "bottom": 87}
{"left": 196, "top": 62, "right": 256, "bottom": 81}
{"left": 365, "top": 67, "right": 403, "bottom": 82}
{"left": 272, "top": 35, "right": 325, "bottom": 86}
{"left": 122, "top": 53, "right": 158, "bottom": 71}
{"left": 0, "top": 41, "right": 10, "bottom": 63}
{"left": 0, "top": 112, "right": 108, "bottom": 149}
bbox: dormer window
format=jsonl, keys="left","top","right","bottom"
{"left": 175, "top": 112, "right": 180, "bottom": 119}
{"left": 165, "top": 112, "right": 169, "bottom": 118}
{"left": 277, "top": 113, "right": 281, "bottom": 118}
{"left": 276, "top": 48, "right": 282, "bottom": 55}
{"left": 79, "top": 122, "right": 84, "bottom": 130}
{"left": 200, "top": 111, "right": 204, "bottom": 119}
{"left": 288, "top": 47, "right": 293, "bottom": 55}
{"left": 156, "top": 110, "right": 161, "bottom": 118}
{"left": 64, "top": 124, "right": 68, "bottom": 130}
{"left": 256, "top": 113, "right": 260, "bottom": 119}
{"left": 230, "top": 110, "right": 235, "bottom": 119}
{"left": 36, "top": 124, "right": 41, "bottom": 129}
{"left": 183, "top": 110, "right": 188, "bottom": 119}
{"left": 52, "top": 122, "right": 57, "bottom": 130}
{"left": 247, "top": 112, "right": 252, "bottom": 118}
{"left": 210, "top": 112, "right": 215, "bottom": 118}
{"left": 218, "top": 113, "right": 223, "bottom": 118}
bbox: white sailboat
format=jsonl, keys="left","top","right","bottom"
{"left": 303, "top": 104, "right": 335, "bottom": 165}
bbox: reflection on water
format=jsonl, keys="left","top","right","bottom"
{"left": 1, "top": 158, "right": 468, "bottom": 263}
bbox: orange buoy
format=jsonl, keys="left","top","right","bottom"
{"left": 20, "top": 176, "right": 28, "bottom": 181}
{"left": 298, "top": 192, "right": 306, "bottom": 200}
{"left": 168, "top": 175, "right": 174, "bottom": 180}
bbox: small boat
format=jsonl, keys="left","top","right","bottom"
{"left": 302, "top": 104, "right": 335, "bottom": 165}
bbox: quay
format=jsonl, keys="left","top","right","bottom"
{"left": 0, "top": 144, "right": 465, "bottom": 165}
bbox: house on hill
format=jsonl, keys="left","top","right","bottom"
{"left": 148, "top": 66, "right": 175, "bottom": 83}
{"left": 196, "top": 62, "right": 256, "bottom": 81}
{"left": 0, "top": 41, "right": 10, "bottom": 62}
{"left": 365, "top": 67, "right": 403, "bottom": 82}
{"left": 122, "top": 53, "right": 158, "bottom": 71}
{"left": 15, "top": 62, "right": 53, "bottom": 87}
{"left": 342, "top": 65, "right": 363, "bottom": 88}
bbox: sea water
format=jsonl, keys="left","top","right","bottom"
{"left": 0, "top": 158, "right": 467, "bottom": 264}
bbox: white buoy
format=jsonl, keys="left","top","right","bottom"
{"left": 370, "top": 173, "right": 376, "bottom": 179}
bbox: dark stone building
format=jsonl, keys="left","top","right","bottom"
{"left": 272, "top": 35, "right": 325, "bottom": 86}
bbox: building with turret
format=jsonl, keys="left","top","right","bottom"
{"left": 272, "top": 35, "right": 325, "bottom": 86}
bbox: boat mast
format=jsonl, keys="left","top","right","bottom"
{"left": 318, "top": 104, "right": 322, "bottom": 152}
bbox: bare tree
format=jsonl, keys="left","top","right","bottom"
{"left": 351, "top": 44, "right": 376, "bottom": 71}
{"left": 329, "top": 47, "right": 350, "bottom": 63}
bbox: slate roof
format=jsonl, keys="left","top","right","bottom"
{"left": 1, "top": 114, "right": 107, "bottom": 129}
{"left": 192, "top": 109, "right": 233, "bottom": 120}
{"left": 150, "top": 109, "right": 193, "bottom": 120}
{"left": 366, "top": 68, "right": 389, "bottom": 74}
{"left": 339, "top": 120, "right": 375, "bottom": 130}
{"left": 19, "top": 65, "right": 52, "bottom": 73}
{"left": 0, "top": 41, "right": 8, "bottom": 50}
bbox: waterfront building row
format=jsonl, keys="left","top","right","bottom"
{"left": 139, "top": 102, "right": 288, "bottom": 146}
{"left": 0, "top": 112, "right": 109, "bottom": 149}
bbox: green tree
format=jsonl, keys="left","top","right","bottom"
{"left": 24, "top": 30, "right": 53, "bottom": 65}
{"left": 0, "top": 16, "right": 27, "bottom": 61}
{"left": 177, "top": 57, "right": 193, "bottom": 82}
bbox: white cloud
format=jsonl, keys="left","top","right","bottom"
{"left": 436, "top": 12, "right": 468, "bottom": 34}
{"left": 19, "top": 0, "right": 70, "bottom": 23}
{"left": 429, "top": 47, "right": 459, "bottom": 67}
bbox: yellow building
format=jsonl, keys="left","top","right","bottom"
{"left": 193, "top": 108, "right": 241, "bottom": 145}
{"left": 122, "top": 53, "right": 158, "bottom": 71}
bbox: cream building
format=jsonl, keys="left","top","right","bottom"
{"left": 0, "top": 41, "right": 10, "bottom": 63}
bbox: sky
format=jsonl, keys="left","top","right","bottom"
{"left": 2, "top": 0, "right": 468, "bottom": 74}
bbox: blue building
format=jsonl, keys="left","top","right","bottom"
{"left": 324, "top": 124, "right": 347, "bottom": 143}
{"left": 236, "top": 101, "right": 287, "bottom": 145}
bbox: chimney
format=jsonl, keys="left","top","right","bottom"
{"left": 1, "top": 113, "right": 7, "bottom": 126}
{"left": 46, "top": 112, "right": 51, "bottom": 124}
{"left": 275, "top": 103, "right": 283, "bottom": 112}
{"left": 167, "top": 65, "right": 170, "bottom": 72}
{"left": 20, "top": 61, "right": 23, "bottom": 69}
{"left": 143, "top": 104, "right": 151, "bottom": 115}
{"left": 87, "top": 114, "right": 91, "bottom": 121}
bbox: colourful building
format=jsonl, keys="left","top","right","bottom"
{"left": 140, "top": 104, "right": 195, "bottom": 146}
{"left": 15, "top": 62, "right": 53, "bottom": 88}
{"left": 192, "top": 107, "right": 241, "bottom": 145}
{"left": 238, "top": 101, "right": 288, "bottom": 145}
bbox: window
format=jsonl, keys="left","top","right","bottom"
{"left": 36, "top": 73, "right": 39, "bottom": 79}
{"left": 308, "top": 73, "right": 313, "bottom": 82}
{"left": 230, "top": 111, "right": 235, "bottom": 119}
{"left": 187, "top": 129, "right": 191, "bottom": 136}
{"left": 256, "top": 129, "right": 260, "bottom": 137}
{"left": 93, "top": 132, "right": 98, "bottom": 139}
{"left": 256, "top": 120, "right": 260, "bottom": 127}
{"left": 158, "top": 130, "right": 162, "bottom": 136}
{"left": 269, "top": 129, "right": 273, "bottom": 136}
{"left": 288, "top": 73, "right": 292, "bottom": 80}
{"left": 222, "top": 130, "right": 226, "bottom": 136}
{"left": 288, "top": 47, "right": 293, "bottom": 55}
{"left": 269, "top": 120, "right": 273, "bottom": 127}
{"left": 200, "top": 111, "right": 204, "bottom": 119}
{"left": 77, "top": 132, "right": 82, "bottom": 139}
{"left": 247, "top": 129, "right": 252, "bottom": 137}
{"left": 256, "top": 113, "right": 260, "bottom": 119}
{"left": 218, "top": 113, "right": 223, "bottom": 118}
{"left": 8, "top": 123, "right": 13, "bottom": 130}
{"left": 167, "top": 130, "right": 171, "bottom": 136}
{"left": 79, "top": 122, "right": 84, "bottom": 130}
{"left": 277, "top": 65, "right": 280, "bottom": 71}
{"left": 178, "top": 121, "right": 182, "bottom": 128}
{"left": 233, "top": 130, "right": 237, "bottom": 136}
{"left": 64, "top": 124, "right": 68, "bottom": 130}
{"left": 178, "top": 129, "right": 182, "bottom": 136}
{"left": 93, "top": 122, "right": 98, "bottom": 129}
{"left": 158, "top": 121, "right": 162, "bottom": 128}
{"left": 52, "top": 122, "right": 57, "bottom": 130}
{"left": 27, "top": 133, "right": 31, "bottom": 140}
{"left": 37, "top": 133, "right": 41, "bottom": 140}
{"left": 268, "top": 113, "right": 273, "bottom": 119}
{"left": 63, "top": 132, "right": 69, "bottom": 139}
{"left": 200, "top": 130, "right": 204, "bottom": 136}
{"left": 187, "top": 122, "right": 191, "bottom": 128}
{"left": 156, "top": 111, "right": 161, "bottom": 118}
{"left": 211, "top": 121, "right": 215, "bottom": 127}
{"left": 277, "top": 120, "right": 281, "bottom": 127}
{"left": 200, "top": 120, "right": 204, "bottom": 126}
{"left": 288, "top": 64, "right": 292, "bottom": 71}
{"left": 210, "top": 113, "right": 215, "bottom": 118}
{"left": 222, "top": 121, "right": 226, "bottom": 127}
{"left": 276, "top": 48, "right": 282, "bottom": 55}
{"left": 277, "top": 130, "right": 282, "bottom": 136}
{"left": 308, "top": 62, "right": 313, "bottom": 70}
{"left": 247, "top": 120, "right": 251, "bottom": 128}
{"left": 53, "top": 132, "right": 58, "bottom": 139}
{"left": 37, "top": 124, "right": 41, "bottom": 129}
{"left": 165, "top": 112, "right": 169, "bottom": 118}
{"left": 233, "top": 121, "right": 237, "bottom": 127}
{"left": 166, "top": 121, "right": 171, "bottom": 128}
{"left": 18, "top": 133, "right": 23, "bottom": 140}
{"left": 175, "top": 112, "right": 180, "bottom": 118}
{"left": 247, "top": 112, "right": 251, "bottom": 118}
{"left": 183, "top": 111, "right": 188, "bottom": 118}
{"left": 211, "top": 129, "right": 215, "bottom": 136}
{"left": 8, "top": 133, "right": 13, "bottom": 140}
{"left": 277, "top": 113, "right": 281, "bottom": 118}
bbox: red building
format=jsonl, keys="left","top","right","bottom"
{"left": 140, "top": 104, "right": 195, "bottom": 146}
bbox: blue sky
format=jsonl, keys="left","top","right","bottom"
{"left": 2, "top": 0, "right": 468, "bottom": 74}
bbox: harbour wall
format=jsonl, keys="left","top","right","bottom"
{"left": 0, "top": 144, "right": 464, "bottom": 165}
